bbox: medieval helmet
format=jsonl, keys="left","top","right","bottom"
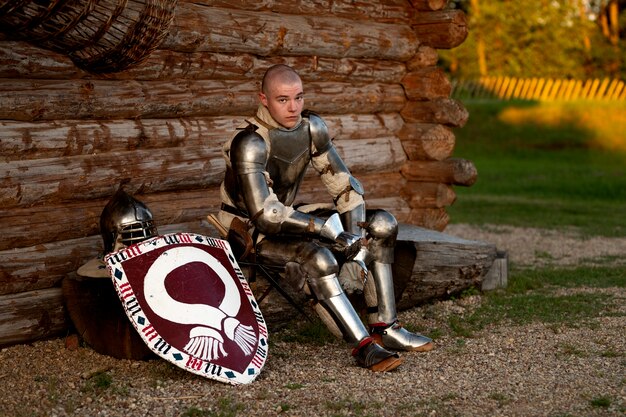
{"left": 100, "top": 189, "right": 158, "bottom": 253}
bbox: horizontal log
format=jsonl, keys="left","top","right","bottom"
{"left": 0, "top": 79, "right": 405, "bottom": 121}
{"left": 163, "top": 5, "right": 418, "bottom": 61}
{"left": 0, "top": 41, "right": 407, "bottom": 83}
{"left": 0, "top": 222, "right": 210, "bottom": 296}
{"left": 402, "top": 67, "right": 452, "bottom": 100}
{"left": 412, "top": 9, "right": 468, "bottom": 49}
{"left": 409, "top": 0, "right": 448, "bottom": 11}
{"left": 394, "top": 224, "right": 496, "bottom": 308}
{"left": 401, "top": 158, "right": 478, "bottom": 186}
{"left": 0, "top": 113, "right": 404, "bottom": 161}
{"left": 1, "top": 136, "right": 405, "bottom": 209}
{"left": 296, "top": 172, "right": 410, "bottom": 219}
{"left": 0, "top": 288, "right": 67, "bottom": 347}
{"left": 178, "top": 0, "right": 415, "bottom": 22}
{"left": 406, "top": 46, "right": 440, "bottom": 70}
{"left": 1, "top": 146, "right": 225, "bottom": 208}
{"left": 0, "top": 79, "right": 253, "bottom": 121}
{"left": 398, "top": 122, "right": 455, "bottom": 161}
{"left": 333, "top": 136, "right": 407, "bottom": 173}
{"left": 0, "top": 41, "right": 85, "bottom": 79}
{"left": 401, "top": 97, "right": 469, "bottom": 127}
{"left": 403, "top": 182, "right": 456, "bottom": 208}
{"left": 0, "top": 117, "right": 237, "bottom": 160}
{"left": 0, "top": 189, "right": 221, "bottom": 251}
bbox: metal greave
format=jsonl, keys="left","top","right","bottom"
{"left": 309, "top": 273, "right": 370, "bottom": 346}
{"left": 366, "top": 261, "right": 397, "bottom": 325}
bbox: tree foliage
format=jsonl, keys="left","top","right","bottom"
{"left": 442, "top": 0, "right": 626, "bottom": 79}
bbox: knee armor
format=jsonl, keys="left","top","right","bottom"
{"left": 364, "top": 210, "right": 398, "bottom": 263}
{"left": 295, "top": 243, "right": 340, "bottom": 300}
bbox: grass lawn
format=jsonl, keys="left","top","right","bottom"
{"left": 448, "top": 99, "right": 626, "bottom": 237}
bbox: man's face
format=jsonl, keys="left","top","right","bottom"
{"left": 259, "top": 79, "right": 304, "bottom": 129}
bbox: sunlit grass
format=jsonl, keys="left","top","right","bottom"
{"left": 498, "top": 101, "right": 626, "bottom": 152}
{"left": 450, "top": 99, "right": 626, "bottom": 236}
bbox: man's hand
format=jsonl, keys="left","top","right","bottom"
{"left": 331, "top": 231, "right": 363, "bottom": 260}
{"left": 320, "top": 213, "right": 362, "bottom": 258}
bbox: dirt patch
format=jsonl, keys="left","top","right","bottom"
{"left": 446, "top": 223, "right": 626, "bottom": 267}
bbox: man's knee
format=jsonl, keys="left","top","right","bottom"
{"left": 365, "top": 210, "right": 398, "bottom": 257}
{"left": 295, "top": 243, "right": 343, "bottom": 300}
{"left": 366, "top": 210, "right": 398, "bottom": 239}
{"left": 297, "top": 242, "right": 339, "bottom": 278}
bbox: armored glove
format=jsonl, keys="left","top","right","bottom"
{"left": 320, "top": 213, "right": 362, "bottom": 258}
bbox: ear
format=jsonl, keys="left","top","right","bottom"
{"left": 259, "top": 92, "right": 268, "bottom": 107}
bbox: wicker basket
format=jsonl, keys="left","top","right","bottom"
{"left": 0, "top": 0, "right": 178, "bottom": 73}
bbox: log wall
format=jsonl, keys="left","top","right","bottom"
{"left": 0, "top": 0, "right": 473, "bottom": 346}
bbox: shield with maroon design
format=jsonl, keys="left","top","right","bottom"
{"left": 104, "top": 232, "right": 268, "bottom": 385}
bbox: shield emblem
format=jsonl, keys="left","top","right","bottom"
{"left": 104, "top": 232, "right": 268, "bottom": 385}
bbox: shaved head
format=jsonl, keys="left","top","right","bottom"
{"left": 258, "top": 64, "right": 304, "bottom": 129}
{"left": 261, "top": 64, "right": 302, "bottom": 95}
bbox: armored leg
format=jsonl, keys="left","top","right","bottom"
{"left": 256, "top": 238, "right": 402, "bottom": 370}
{"left": 363, "top": 211, "right": 434, "bottom": 352}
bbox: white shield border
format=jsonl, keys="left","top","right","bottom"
{"left": 105, "top": 232, "right": 269, "bottom": 385}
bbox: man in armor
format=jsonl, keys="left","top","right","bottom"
{"left": 217, "top": 64, "right": 433, "bottom": 372}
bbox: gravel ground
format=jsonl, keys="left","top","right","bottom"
{"left": 1, "top": 224, "right": 624, "bottom": 417}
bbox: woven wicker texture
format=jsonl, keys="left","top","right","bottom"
{"left": 0, "top": 0, "right": 178, "bottom": 73}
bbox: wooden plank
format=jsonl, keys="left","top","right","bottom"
{"left": 163, "top": 5, "right": 418, "bottom": 61}
{"left": 0, "top": 288, "right": 67, "bottom": 347}
{"left": 1, "top": 132, "right": 407, "bottom": 249}
{"left": 333, "top": 137, "right": 407, "bottom": 173}
{"left": 0, "top": 41, "right": 407, "bottom": 83}
{"left": 401, "top": 98, "right": 469, "bottom": 127}
{"left": 397, "top": 122, "right": 455, "bottom": 161}
{"left": 401, "top": 158, "right": 478, "bottom": 186}
{"left": 411, "top": 9, "right": 468, "bottom": 49}
{"left": 595, "top": 78, "right": 610, "bottom": 99}
{"left": 0, "top": 79, "right": 405, "bottom": 121}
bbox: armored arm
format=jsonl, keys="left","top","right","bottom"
{"left": 230, "top": 129, "right": 348, "bottom": 240}
{"left": 307, "top": 112, "right": 367, "bottom": 235}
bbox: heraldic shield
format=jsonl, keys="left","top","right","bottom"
{"left": 104, "top": 232, "right": 268, "bottom": 385}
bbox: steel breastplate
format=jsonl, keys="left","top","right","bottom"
{"left": 267, "top": 119, "right": 311, "bottom": 205}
